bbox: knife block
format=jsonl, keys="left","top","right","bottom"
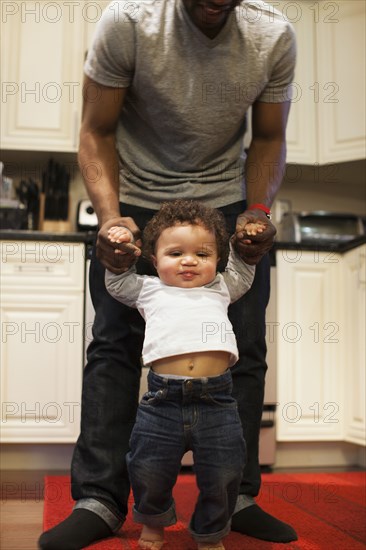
{"left": 38, "top": 192, "right": 72, "bottom": 233}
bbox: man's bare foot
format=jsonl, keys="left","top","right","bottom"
{"left": 139, "top": 525, "right": 165, "bottom": 549}
{"left": 197, "top": 542, "right": 225, "bottom": 549}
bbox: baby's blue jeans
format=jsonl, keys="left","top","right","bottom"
{"left": 126, "top": 369, "right": 246, "bottom": 544}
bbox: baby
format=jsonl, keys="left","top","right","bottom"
{"left": 106, "top": 199, "right": 265, "bottom": 550}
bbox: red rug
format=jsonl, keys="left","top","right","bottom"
{"left": 43, "top": 471, "right": 366, "bottom": 549}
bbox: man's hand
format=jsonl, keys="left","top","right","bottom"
{"left": 96, "top": 216, "right": 142, "bottom": 274}
{"left": 232, "top": 209, "right": 277, "bottom": 265}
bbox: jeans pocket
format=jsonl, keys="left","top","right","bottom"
{"left": 140, "top": 388, "right": 167, "bottom": 406}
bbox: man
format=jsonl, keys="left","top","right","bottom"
{"left": 39, "top": 1, "right": 297, "bottom": 548}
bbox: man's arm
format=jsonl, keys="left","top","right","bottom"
{"left": 246, "top": 100, "right": 291, "bottom": 207}
{"left": 233, "top": 100, "right": 291, "bottom": 264}
{"left": 78, "top": 75, "right": 141, "bottom": 273}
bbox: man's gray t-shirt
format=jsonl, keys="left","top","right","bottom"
{"left": 85, "top": 0, "right": 296, "bottom": 210}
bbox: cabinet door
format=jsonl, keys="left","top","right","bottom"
{"left": 268, "top": 1, "right": 365, "bottom": 164}
{"left": 343, "top": 245, "right": 366, "bottom": 446}
{"left": 276, "top": 250, "right": 343, "bottom": 441}
{"left": 280, "top": 3, "right": 318, "bottom": 164}
{"left": 0, "top": 240, "right": 85, "bottom": 443}
{"left": 317, "top": 1, "right": 366, "bottom": 163}
{"left": 266, "top": 1, "right": 319, "bottom": 164}
{"left": 246, "top": 1, "right": 318, "bottom": 163}
{"left": 1, "top": 1, "right": 85, "bottom": 151}
{"left": 0, "top": 290, "right": 84, "bottom": 442}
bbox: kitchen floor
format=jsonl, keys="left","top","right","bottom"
{"left": 1, "top": 470, "right": 63, "bottom": 550}
{"left": 1, "top": 499, "right": 43, "bottom": 550}
{"left": 1, "top": 467, "right": 364, "bottom": 550}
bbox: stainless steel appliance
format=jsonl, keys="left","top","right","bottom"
{"left": 0, "top": 199, "right": 27, "bottom": 229}
{"left": 77, "top": 199, "right": 98, "bottom": 231}
{"left": 278, "top": 211, "right": 364, "bottom": 243}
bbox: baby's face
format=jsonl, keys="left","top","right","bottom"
{"left": 152, "top": 223, "right": 219, "bottom": 288}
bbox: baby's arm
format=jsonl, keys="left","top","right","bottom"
{"left": 105, "top": 266, "right": 145, "bottom": 309}
{"left": 106, "top": 227, "right": 146, "bottom": 307}
{"left": 222, "top": 243, "right": 256, "bottom": 303}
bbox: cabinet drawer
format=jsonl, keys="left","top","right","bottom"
{"left": 0, "top": 241, "right": 85, "bottom": 290}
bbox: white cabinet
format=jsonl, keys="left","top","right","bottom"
{"left": 316, "top": 1, "right": 366, "bottom": 163}
{"left": 270, "top": 1, "right": 366, "bottom": 164}
{"left": 0, "top": 1, "right": 86, "bottom": 152}
{"left": 0, "top": 1, "right": 112, "bottom": 152}
{"left": 279, "top": 2, "right": 317, "bottom": 164}
{"left": 276, "top": 249, "right": 343, "bottom": 441}
{"left": 342, "top": 245, "right": 366, "bottom": 446}
{"left": 276, "top": 245, "right": 366, "bottom": 446}
{"left": 0, "top": 241, "right": 85, "bottom": 442}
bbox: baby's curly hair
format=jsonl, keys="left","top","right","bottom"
{"left": 143, "top": 199, "right": 229, "bottom": 263}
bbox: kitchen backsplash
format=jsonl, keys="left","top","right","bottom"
{"left": 1, "top": 150, "right": 365, "bottom": 232}
{"left": 276, "top": 160, "right": 366, "bottom": 218}
{"left": 1, "top": 151, "right": 86, "bottom": 232}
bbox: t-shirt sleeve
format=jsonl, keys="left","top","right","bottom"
{"left": 84, "top": 2, "right": 136, "bottom": 88}
{"left": 105, "top": 265, "right": 144, "bottom": 308}
{"left": 221, "top": 243, "right": 256, "bottom": 303}
{"left": 258, "top": 22, "right": 297, "bottom": 103}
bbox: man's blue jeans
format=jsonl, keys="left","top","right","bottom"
{"left": 127, "top": 370, "right": 246, "bottom": 544}
{"left": 71, "top": 201, "right": 270, "bottom": 530}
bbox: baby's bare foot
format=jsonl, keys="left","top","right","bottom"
{"left": 139, "top": 525, "right": 165, "bottom": 549}
{"left": 139, "top": 542, "right": 165, "bottom": 550}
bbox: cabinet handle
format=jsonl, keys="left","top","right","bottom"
{"left": 14, "top": 265, "right": 53, "bottom": 273}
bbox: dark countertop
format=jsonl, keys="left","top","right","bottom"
{"left": 0, "top": 229, "right": 96, "bottom": 244}
{"left": 273, "top": 235, "right": 366, "bottom": 253}
{"left": 1, "top": 230, "right": 365, "bottom": 252}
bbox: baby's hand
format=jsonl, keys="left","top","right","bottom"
{"left": 107, "top": 226, "right": 141, "bottom": 256}
{"left": 108, "top": 226, "right": 133, "bottom": 244}
{"left": 244, "top": 221, "right": 267, "bottom": 237}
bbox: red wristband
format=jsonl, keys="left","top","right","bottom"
{"left": 248, "top": 203, "right": 272, "bottom": 219}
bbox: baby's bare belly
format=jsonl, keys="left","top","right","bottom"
{"left": 151, "top": 350, "right": 230, "bottom": 378}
